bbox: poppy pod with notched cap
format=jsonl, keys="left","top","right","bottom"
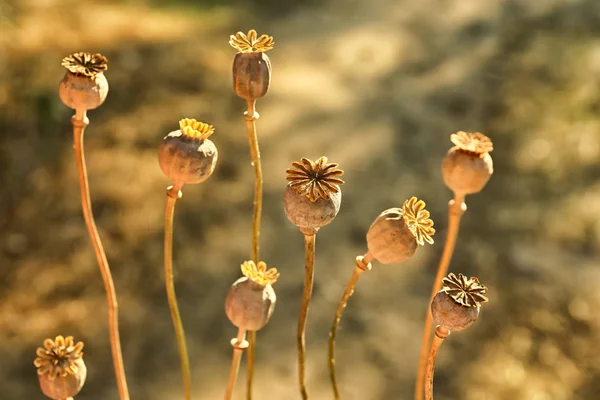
{"left": 431, "top": 272, "right": 488, "bottom": 331}
{"left": 225, "top": 261, "right": 279, "bottom": 332}
{"left": 158, "top": 118, "right": 218, "bottom": 187}
{"left": 366, "top": 197, "right": 435, "bottom": 264}
{"left": 58, "top": 52, "right": 109, "bottom": 110}
{"left": 230, "top": 30, "right": 274, "bottom": 101}
{"left": 442, "top": 131, "right": 494, "bottom": 196}
{"left": 284, "top": 157, "right": 344, "bottom": 235}
{"left": 34, "top": 335, "right": 87, "bottom": 399}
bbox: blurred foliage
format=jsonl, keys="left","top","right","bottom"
{"left": 1, "top": 0, "right": 600, "bottom": 399}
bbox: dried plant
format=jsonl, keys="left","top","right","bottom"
{"left": 329, "top": 197, "right": 435, "bottom": 399}
{"left": 34, "top": 336, "right": 86, "bottom": 400}
{"left": 224, "top": 261, "right": 279, "bottom": 400}
{"left": 284, "top": 156, "right": 344, "bottom": 399}
{"left": 229, "top": 29, "right": 274, "bottom": 399}
{"left": 158, "top": 118, "right": 219, "bottom": 400}
{"left": 57, "top": 52, "right": 129, "bottom": 400}
{"left": 425, "top": 273, "right": 488, "bottom": 400}
{"left": 415, "top": 132, "right": 493, "bottom": 400}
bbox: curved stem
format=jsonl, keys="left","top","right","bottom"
{"left": 244, "top": 99, "right": 263, "bottom": 400}
{"left": 415, "top": 194, "right": 465, "bottom": 400}
{"left": 298, "top": 234, "right": 317, "bottom": 399}
{"left": 225, "top": 328, "right": 248, "bottom": 400}
{"left": 72, "top": 110, "right": 130, "bottom": 400}
{"left": 328, "top": 253, "right": 373, "bottom": 399}
{"left": 424, "top": 326, "right": 450, "bottom": 400}
{"left": 164, "top": 184, "right": 192, "bottom": 400}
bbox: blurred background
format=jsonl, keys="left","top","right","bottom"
{"left": 1, "top": 0, "right": 600, "bottom": 399}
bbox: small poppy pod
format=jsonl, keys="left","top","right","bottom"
{"left": 58, "top": 52, "right": 109, "bottom": 110}
{"left": 442, "top": 131, "right": 494, "bottom": 196}
{"left": 283, "top": 157, "right": 345, "bottom": 235}
{"left": 225, "top": 261, "right": 279, "bottom": 331}
{"left": 38, "top": 358, "right": 87, "bottom": 399}
{"left": 232, "top": 52, "right": 272, "bottom": 101}
{"left": 158, "top": 119, "right": 218, "bottom": 187}
{"left": 431, "top": 290, "right": 480, "bottom": 332}
{"left": 366, "top": 197, "right": 435, "bottom": 265}
{"left": 431, "top": 272, "right": 488, "bottom": 332}
{"left": 366, "top": 208, "right": 417, "bottom": 265}
{"left": 34, "top": 335, "right": 87, "bottom": 399}
{"left": 284, "top": 185, "right": 341, "bottom": 235}
{"left": 229, "top": 30, "right": 274, "bottom": 101}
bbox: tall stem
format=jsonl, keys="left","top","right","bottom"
{"left": 328, "top": 253, "right": 373, "bottom": 399}
{"left": 225, "top": 328, "right": 249, "bottom": 400}
{"left": 164, "top": 184, "right": 192, "bottom": 400}
{"left": 415, "top": 194, "right": 465, "bottom": 400}
{"left": 71, "top": 110, "right": 130, "bottom": 400}
{"left": 424, "top": 326, "right": 450, "bottom": 400}
{"left": 244, "top": 99, "right": 263, "bottom": 399}
{"left": 297, "top": 233, "right": 317, "bottom": 399}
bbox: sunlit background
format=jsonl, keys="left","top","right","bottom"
{"left": 1, "top": 0, "right": 600, "bottom": 399}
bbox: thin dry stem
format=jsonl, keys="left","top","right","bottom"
{"left": 244, "top": 98, "right": 263, "bottom": 399}
{"left": 415, "top": 194, "right": 465, "bottom": 400}
{"left": 425, "top": 326, "right": 450, "bottom": 400}
{"left": 328, "top": 253, "right": 373, "bottom": 399}
{"left": 225, "top": 328, "right": 248, "bottom": 400}
{"left": 298, "top": 234, "right": 317, "bottom": 399}
{"left": 164, "top": 184, "right": 192, "bottom": 400}
{"left": 72, "top": 109, "right": 130, "bottom": 400}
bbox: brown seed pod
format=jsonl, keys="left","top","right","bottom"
{"left": 158, "top": 118, "right": 218, "bottom": 186}
{"left": 283, "top": 156, "right": 344, "bottom": 235}
{"left": 34, "top": 335, "right": 87, "bottom": 399}
{"left": 366, "top": 197, "right": 435, "bottom": 264}
{"left": 225, "top": 261, "right": 279, "bottom": 331}
{"left": 442, "top": 131, "right": 494, "bottom": 196}
{"left": 431, "top": 272, "right": 488, "bottom": 331}
{"left": 58, "top": 52, "right": 109, "bottom": 110}
{"left": 230, "top": 30, "right": 274, "bottom": 101}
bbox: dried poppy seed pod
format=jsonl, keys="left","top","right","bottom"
{"left": 442, "top": 131, "right": 494, "bottom": 196}
{"left": 431, "top": 272, "right": 488, "bottom": 332}
{"left": 34, "top": 335, "right": 87, "bottom": 399}
{"left": 58, "top": 52, "right": 109, "bottom": 110}
{"left": 230, "top": 30, "right": 274, "bottom": 101}
{"left": 225, "top": 261, "right": 279, "bottom": 331}
{"left": 158, "top": 118, "right": 218, "bottom": 187}
{"left": 284, "top": 157, "right": 344, "bottom": 235}
{"left": 366, "top": 197, "right": 435, "bottom": 264}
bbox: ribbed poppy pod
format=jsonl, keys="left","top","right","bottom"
{"left": 229, "top": 30, "right": 274, "bottom": 101}
{"left": 366, "top": 197, "right": 435, "bottom": 264}
{"left": 34, "top": 335, "right": 87, "bottom": 399}
{"left": 442, "top": 131, "right": 494, "bottom": 196}
{"left": 283, "top": 157, "right": 344, "bottom": 235}
{"left": 225, "top": 261, "right": 279, "bottom": 332}
{"left": 58, "top": 52, "right": 109, "bottom": 110}
{"left": 431, "top": 272, "right": 488, "bottom": 332}
{"left": 158, "top": 118, "right": 218, "bottom": 187}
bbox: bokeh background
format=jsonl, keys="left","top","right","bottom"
{"left": 2, "top": 0, "right": 600, "bottom": 399}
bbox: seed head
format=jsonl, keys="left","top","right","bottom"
{"left": 402, "top": 196, "right": 435, "bottom": 246}
{"left": 431, "top": 273, "right": 488, "bottom": 331}
{"left": 229, "top": 30, "right": 274, "bottom": 53}
{"left": 284, "top": 156, "right": 344, "bottom": 235}
{"left": 34, "top": 335, "right": 87, "bottom": 399}
{"left": 158, "top": 118, "right": 218, "bottom": 186}
{"left": 286, "top": 157, "right": 345, "bottom": 202}
{"left": 58, "top": 52, "right": 109, "bottom": 110}
{"left": 442, "top": 131, "right": 494, "bottom": 196}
